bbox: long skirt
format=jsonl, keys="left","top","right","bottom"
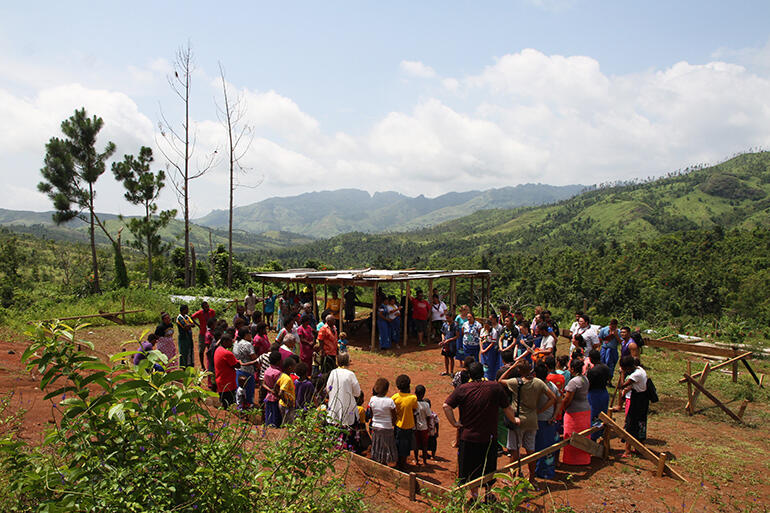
{"left": 534, "top": 420, "right": 559, "bottom": 479}
{"left": 481, "top": 348, "right": 500, "bottom": 381}
{"left": 378, "top": 318, "right": 392, "bottom": 349}
{"left": 624, "top": 390, "right": 649, "bottom": 441}
{"left": 562, "top": 410, "right": 591, "bottom": 465}
{"left": 370, "top": 427, "right": 398, "bottom": 464}
{"left": 587, "top": 388, "right": 609, "bottom": 441}
{"left": 155, "top": 336, "right": 178, "bottom": 370}
{"left": 463, "top": 344, "right": 480, "bottom": 362}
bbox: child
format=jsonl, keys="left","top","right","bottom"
{"left": 277, "top": 357, "right": 297, "bottom": 425}
{"left": 338, "top": 331, "right": 349, "bottom": 354}
{"left": 391, "top": 374, "right": 418, "bottom": 470}
{"left": 294, "top": 362, "right": 315, "bottom": 411}
{"left": 368, "top": 377, "right": 398, "bottom": 465}
{"left": 262, "top": 351, "right": 283, "bottom": 427}
{"left": 426, "top": 399, "right": 439, "bottom": 459}
{"left": 414, "top": 385, "right": 432, "bottom": 466}
{"left": 235, "top": 374, "right": 249, "bottom": 410}
{"left": 451, "top": 356, "right": 475, "bottom": 388}
{"left": 352, "top": 393, "right": 371, "bottom": 455}
{"left": 133, "top": 333, "right": 158, "bottom": 366}
{"left": 556, "top": 354, "right": 572, "bottom": 384}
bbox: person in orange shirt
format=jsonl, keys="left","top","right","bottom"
{"left": 391, "top": 374, "right": 418, "bottom": 470}
{"left": 317, "top": 314, "right": 339, "bottom": 374}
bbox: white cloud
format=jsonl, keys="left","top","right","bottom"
{"left": 3, "top": 45, "right": 770, "bottom": 220}
{"left": 400, "top": 60, "right": 437, "bottom": 79}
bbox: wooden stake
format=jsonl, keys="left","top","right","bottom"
{"left": 737, "top": 399, "right": 749, "bottom": 420}
{"left": 687, "top": 362, "right": 711, "bottom": 413}
{"left": 732, "top": 361, "right": 738, "bottom": 383}
{"left": 656, "top": 452, "right": 668, "bottom": 478}
{"left": 408, "top": 472, "right": 417, "bottom": 501}
{"left": 598, "top": 412, "right": 687, "bottom": 482}
{"left": 678, "top": 352, "right": 752, "bottom": 383}
{"left": 371, "top": 283, "right": 378, "bottom": 351}
{"left": 741, "top": 359, "right": 762, "bottom": 386}
{"left": 686, "top": 361, "right": 694, "bottom": 416}
{"left": 682, "top": 374, "right": 744, "bottom": 423}
{"left": 402, "top": 281, "right": 410, "bottom": 348}
{"left": 311, "top": 284, "right": 318, "bottom": 320}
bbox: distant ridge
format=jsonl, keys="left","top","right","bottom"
{"left": 193, "top": 184, "right": 585, "bottom": 238}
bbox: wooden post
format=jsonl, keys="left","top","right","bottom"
{"left": 469, "top": 278, "right": 474, "bottom": 315}
{"left": 338, "top": 283, "right": 345, "bottom": 337}
{"left": 324, "top": 285, "right": 328, "bottom": 309}
{"left": 402, "top": 281, "right": 410, "bottom": 348}
{"left": 741, "top": 359, "right": 762, "bottom": 386}
{"left": 449, "top": 276, "right": 456, "bottom": 317}
{"left": 737, "top": 399, "right": 749, "bottom": 420}
{"left": 656, "top": 452, "right": 668, "bottom": 478}
{"left": 683, "top": 374, "right": 744, "bottom": 423}
{"left": 312, "top": 284, "right": 318, "bottom": 320}
{"left": 686, "top": 361, "right": 694, "bottom": 416}
{"left": 732, "top": 361, "right": 738, "bottom": 383}
{"left": 408, "top": 472, "right": 417, "bottom": 501}
{"left": 261, "top": 280, "right": 266, "bottom": 316}
{"left": 371, "top": 283, "right": 378, "bottom": 350}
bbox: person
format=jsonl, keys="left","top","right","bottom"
{"left": 235, "top": 374, "right": 249, "bottom": 410}
{"left": 414, "top": 385, "right": 432, "bottom": 466}
{"left": 252, "top": 322, "right": 271, "bottom": 356}
{"left": 326, "top": 352, "right": 362, "bottom": 429}
{"left": 368, "top": 377, "right": 398, "bottom": 465}
{"left": 619, "top": 326, "right": 641, "bottom": 362}
{"left": 533, "top": 322, "right": 557, "bottom": 364}
{"left": 154, "top": 312, "right": 176, "bottom": 370}
{"left": 586, "top": 349, "right": 611, "bottom": 441}
{"left": 571, "top": 314, "right": 600, "bottom": 354}
{"left": 569, "top": 311, "right": 583, "bottom": 338}
{"left": 214, "top": 334, "right": 241, "bottom": 408}
{"left": 616, "top": 355, "right": 649, "bottom": 457}
{"left": 376, "top": 295, "right": 393, "bottom": 350}
{"left": 233, "top": 304, "right": 250, "bottom": 327}
{"left": 276, "top": 317, "right": 295, "bottom": 346}
{"left": 244, "top": 287, "right": 261, "bottom": 318}
{"left": 294, "top": 362, "right": 315, "bottom": 411}
{"left": 498, "top": 304, "right": 511, "bottom": 323}
{"left": 452, "top": 356, "right": 475, "bottom": 389}
{"left": 480, "top": 318, "right": 501, "bottom": 381}
{"left": 325, "top": 289, "right": 342, "bottom": 319}
{"left": 278, "top": 333, "right": 297, "bottom": 361}
{"left": 443, "top": 362, "right": 518, "bottom": 503}
{"left": 427, "top": 401, "right": 439, "bottom": 459}
{"left": 257, "top": 343, "right": 279, "bottom": 404}
{"left": 294, "top": 314, "right": 315, "bottom": 373}
{"left": 462, "top": 313, "right": 482, "bottom": 362}
{"left": 533, "top": 363, "right": 562, "bottom": 479}
{"left": 204, "top": 319, "right": 220, "bottom": 390}
{"left": 556, "top": 355, "right": 571, "bottom": 384}
{"left": 439, "top": 314, "right": 460, "bottom": 376}
{"left": 262, "top": 351, "right": 284, "bottom": 427}
{"left": 409, "top": 290, "right": 431, "bottom": 347}
{"left": 391, "top": 374, "right": 418, "bottom": 470}
{"left": 429, "top": 294, "right": 448, "bottom": 343}
{"left": 277, "top": 357, "right": 297, "bottom": 425}
{"left": 191, "top": 301, "right": 216, "bottom": 369}
{"left": 561, "top": 358, "right": 592, "bottom": 465}
{"left": 544, "top": 356, "right": 565, "bottom": 393}
{"left": 318, "top": 315, "right": 339, "bottom": 374}
{"left": 498, "top": 316, "right": 519, "bottom": 354}
{"left": 499, "top": 360, "right": 557, "bottom": 485}
{"left": 344, "top": 287, "right": 358, "bottom": 322}
{"left": 132, "top": 333, "right": 162, "bottom": 371}
{"left": 598, "top": 319, "right": 621, "bottom": 379}
{"left": 388, "top": 295, "right": 402, "bottom": 345}
{"left": 338, "top": 331, "right": 349, "bottom": 354}
{"left": 232, "top": 327, "right": 258, "bottom": 408}
{"left": 454, "top": 305, "right": 469, "bottom": 361}
{"left": 530, "top": 305, "right": 543, "bottom": 333}
{"left": 262, "top": 290, "right": 277, "bottom": 330}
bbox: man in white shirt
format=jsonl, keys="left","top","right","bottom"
{"left": 571, "top": 314, "right": 600, "bottom": 354}
{"left": 430, "top": 294, "right": 448, "bottom": 342}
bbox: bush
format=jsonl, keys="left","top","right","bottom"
{"left": 0, "top": 323, "right": 365, "bottom": 512}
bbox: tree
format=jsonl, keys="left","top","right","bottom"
{"left": 157, "top": 42, "right": 216, "bottom": 288}
{"left": 217, "top": 62, "right": 254, "bottom": 288}
{"left": 38, "top": 108, "right": 116, "bottom": 293}
{"left": 112, "top": 146, "right": 177, "bottom": 288}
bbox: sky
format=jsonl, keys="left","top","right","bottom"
{"left": 2, "top": 1, "right": 770, "bottom": 218}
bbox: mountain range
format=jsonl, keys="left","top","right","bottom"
{"left": 192, "top": 183, "right": 586, "bottom": 238}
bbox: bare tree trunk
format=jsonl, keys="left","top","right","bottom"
{"left": 208, "top": 229, "right": 216, "bottom": 287}
{"left": 183, "top": 62, "right": 191, "bottom": 288}
{"left": 88, "top": 183, "right": 100, "bottom": 293}
{"left": 190, "top": 244, "right": 197, "bottom": 287}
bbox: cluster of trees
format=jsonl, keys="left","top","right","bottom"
{"left": 38, "top": 44, "right": 255, "bottom": 294}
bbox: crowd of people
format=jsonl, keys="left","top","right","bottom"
{"left": 134, "top": 287, "right": 655, "bottom": 504}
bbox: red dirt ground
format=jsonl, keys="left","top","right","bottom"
{"left": 1, "top": 324, "right": 768, "bottom": 512}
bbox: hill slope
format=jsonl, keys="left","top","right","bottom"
{"left": 0, "top": 210, "right": 313, "bottom": 253}
{"left": 267, "top": 152, "right": 770, "bottom": 268}
{"left": 193, "top": 184, "right": 585, "bottom": 238}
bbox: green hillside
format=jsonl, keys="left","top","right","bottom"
{"left": 0, "top": 210, "right": 313, "bottom": 252}
{"left": 267, "top": 152, "right": 770, "bottom": 267}
{"left": 193, "top": 184, "right": 585, "bottom": 238}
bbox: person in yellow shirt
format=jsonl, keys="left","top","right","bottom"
{"left": 391, "top": 374, "right": 418, "bottom": 470}
{"left": 325, "top": 289, "right": 342, "bottom": 318}
{"left": 277, "top": 358, "right": 297, "bottom": 425}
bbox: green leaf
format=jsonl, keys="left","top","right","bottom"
{"left": 77, "top": 361, "right": 111, "bottom": 372}
{"left": 107, "top": 403, "right": 125, "bottom": 422}
{"left": 110, "top": 351, "right": 140, "bottom": 362}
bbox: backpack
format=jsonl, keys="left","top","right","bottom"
{"left": 503, "top": 377, "right": 523, "bottom": 430}
{"left": 646, "top": 378, "right": 659, "bottom": 403}
{"left": 631, "top": 330, "right": 646, "bottom": 348}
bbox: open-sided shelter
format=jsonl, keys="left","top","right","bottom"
{"left": 249, "top": 268, "right": 492, "bottom": 349}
